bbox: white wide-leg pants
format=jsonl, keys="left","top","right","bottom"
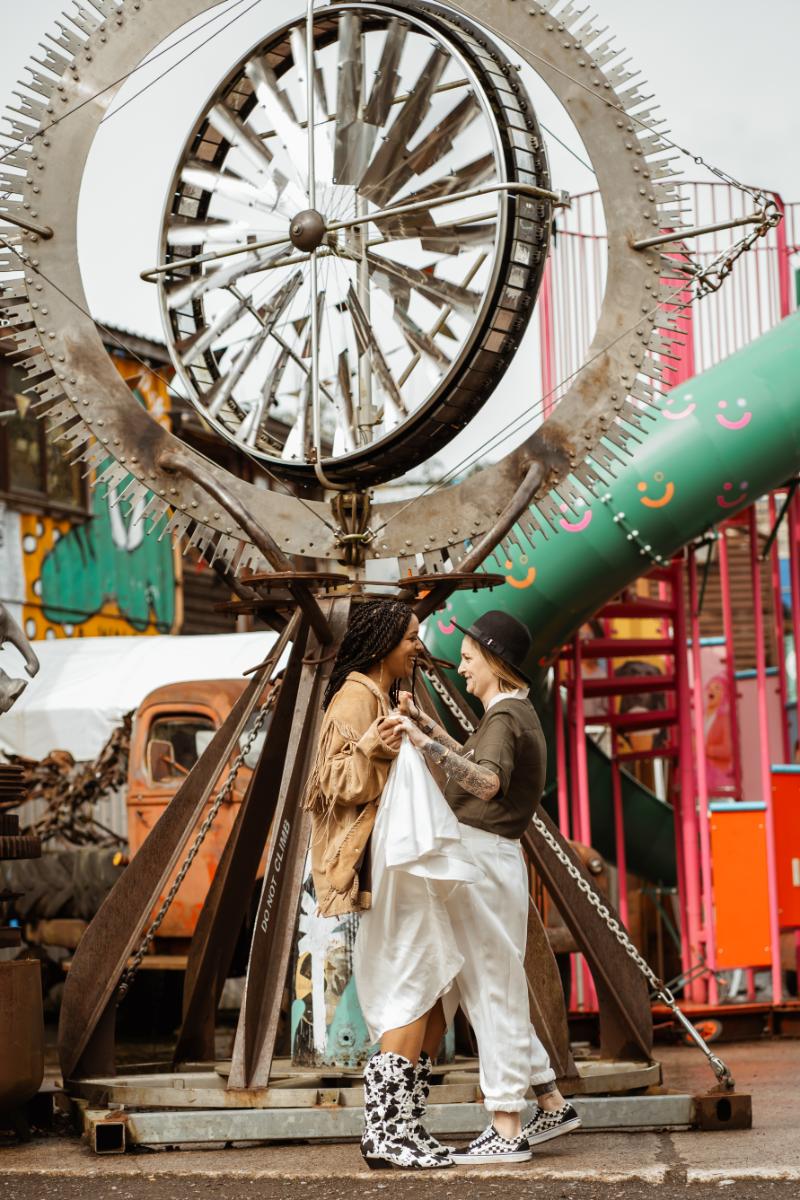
{"left": 443, "top": 823, "right": 556, "bottom": 1112}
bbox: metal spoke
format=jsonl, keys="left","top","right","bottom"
{"left": 332, "top": 12, "right": 375, "bottom": 187}
{"left": 245, "top": 56, "right": 308, "bottom": 193}
{"left": 358, "top": 46, "right": 449, "bottom": 205}
{"left": 165, "top": 246, "right": 291, "bottom": 310}
{"left": 362, "top": 18, "right": 406, "bottom": 128}
{"left": 395, "top": 305, "right": 452, "bottom": 368}
{"left": 346, "top": 282, "right": 408, "bottom": 421}
{"left": 366, "top": 252, "right": 481, "bottom": 317}
{"left": 205, "top": 272, "right": 303, "bottom": 417}
{"left": 180, "top": 161, "right": 286, "bottom": 218}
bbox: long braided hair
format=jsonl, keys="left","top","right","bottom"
{"left": 323, "top": 599, "right": 416, "bottom": 711}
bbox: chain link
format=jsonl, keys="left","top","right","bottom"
{"left": 420, "top": 666, "right": 477, "bottom": 733}
{"left": 117, "top": 687, "right": 277, "bottom": 1001}
{"left": 691, "top": 198, "right": 783, "bottom": 299}
{"left": 425, "top": 671, "right": 734, "bottom": 1089}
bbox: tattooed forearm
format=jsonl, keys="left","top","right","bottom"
{"left": 422, "top": 739, "right": 500, "bottom": 800}
{"left": 417, "top": 716, "right": 463, "bottom": 754}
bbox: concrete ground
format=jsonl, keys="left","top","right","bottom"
{"left": 1, "top": 1041, "right": 798, "bottom": 1200}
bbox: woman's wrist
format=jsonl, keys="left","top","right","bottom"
{"left": 417, "top": 713, "right": 436, "bottom": 735}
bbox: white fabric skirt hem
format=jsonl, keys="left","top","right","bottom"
{"left": 359, "top": 962, "right": 463, "bottom": 1043}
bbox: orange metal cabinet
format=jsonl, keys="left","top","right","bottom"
{"left": 770, "top": 767, "right": 800, "bottom": 928}
{"left": 709, "top": 803, "right": 771, "bottom": 969}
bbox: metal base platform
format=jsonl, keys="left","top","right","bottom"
{"left": 65, "top": 1056, "right": 744, "bottom": 1153}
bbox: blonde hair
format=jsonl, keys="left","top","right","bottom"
{"left": 465, "top": 636, "right": 527, "bottom": 692}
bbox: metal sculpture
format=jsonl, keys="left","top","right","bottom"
{"left": 0, "top": 604, "right": 40, "bottom": 715}
{"left": 1, "top": 0, "right": 763, "bottom": 1126}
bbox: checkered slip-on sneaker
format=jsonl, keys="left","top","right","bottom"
{"left": 451, "top": 1125, "right": 532, "bottom": 1165}
{"left": 522, "top": 1101, "right": 582, "bottom": 1147}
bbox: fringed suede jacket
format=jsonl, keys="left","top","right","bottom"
{"left": 304, "top": 671, "right": 398, "bottom": 916}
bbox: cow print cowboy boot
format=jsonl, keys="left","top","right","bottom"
{"left": 409, "top": 1051, "right": 452, "bottom": 1162}
{"left": 360, "top": 1051, "right": 452, "bottom": 1169}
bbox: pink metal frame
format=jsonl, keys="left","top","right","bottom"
{"left": 688, "top": 549, "right": 719, "bottom": 1004}
{"left": 748, "top": 506, "right": 784, "bottom": 1002}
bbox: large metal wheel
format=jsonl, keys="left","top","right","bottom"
{"left": 1, "top": 0, "right": 688, "bottom": 572}
{"left": 158, "top": 3, "right": 551, "bottom": 487}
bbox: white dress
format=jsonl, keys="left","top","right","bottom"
{"left": 353, "top": 738, "right": 482, "bottom": 1041}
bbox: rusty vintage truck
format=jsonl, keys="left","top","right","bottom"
{"left": 3, "top": 676, "right": 270, "bottom": 1020}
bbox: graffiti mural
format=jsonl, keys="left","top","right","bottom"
{"left": 1, "top": 357, "right": 180, "bottom": 640}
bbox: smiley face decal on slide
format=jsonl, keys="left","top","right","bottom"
{"left": 437, "top": 600, "right": 457, "bottom": 635}
{"left": 663, "top": 391, "right": 696, "bottom": 421}
{"left": 638, "top": 472, "right": 675, "bottom": 508}
{"left": 716, "top": 398, "right": 752, "bottom": 430}
{"left": 717, "top": 481, "right": 749, "bottom": 509}
{"left": 558, "top": 498, "right": 593, "bottom": 533}
{"left": 504, "top": 553, "right": 537, "bottom": 589}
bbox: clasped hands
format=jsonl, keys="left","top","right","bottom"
{"left": 376, "top": 690, "right": 428, "bottom": 751}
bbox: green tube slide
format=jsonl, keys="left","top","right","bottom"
{"left": 425, "top": 312, "right": 800, "bottom": 884}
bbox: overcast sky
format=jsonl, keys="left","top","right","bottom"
{"left": 3, "top": 0, "right": 798, "bottom": 474}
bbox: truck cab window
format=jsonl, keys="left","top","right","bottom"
{"left": 147, "top": 716, "right": 216, "bottom": 782}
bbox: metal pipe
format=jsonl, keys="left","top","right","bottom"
{"left": 716, "top": 527, "right": 744, "bottom": 799}
{"left": 767, "top": 491, "right": 792, "bottom": 761}
{"left": 673, "top": 556, "right": 706, "bottom": 1002}
{"left": 748, "top": 504, "right": 784, "bottom": 1003}
{"left": 572, "top": 630, "right": 597, "bottom": 1012}
{"left": 688, "top": 546, "right": 718, "bottom": 1004}
{"left": 305, "top": 0, "right": 340, "bottom": 494}
{"left": 0, "top": 211, "right": 54, "bottom": 238}
{"left": 760, "top": 479, "right": 798, "bottom": 562}
{"left": 140, "top": 181, "right": 569, "bottom": 281}
{"left": 553, "top": 668, "right": 570, "bottom": 837}
{"left": 156, "top": 447, "right": 333, "bottom": 644}
{"left": 632, "top": 210, "right": 770, "bottom": 252}
{"left": 610, "top": 757, "right": 628, "bottom": 928}
{"left": 788, "top": 492, "right": 800, "bottom": 759}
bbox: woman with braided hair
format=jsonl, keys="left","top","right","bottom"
{"left": 304, "top": 598, "right": 458, "bottom": 1171}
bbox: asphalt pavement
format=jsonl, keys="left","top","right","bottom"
{"left": 2, "top": 1041, "right": 798, "bottom": 1199}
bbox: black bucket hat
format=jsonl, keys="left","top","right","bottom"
{"left": 452, "top": 610, "right": 535, "bottom": 688}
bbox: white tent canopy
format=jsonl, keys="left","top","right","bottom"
{"left": 0, "top": 633, "right": 278, "bottom": 762}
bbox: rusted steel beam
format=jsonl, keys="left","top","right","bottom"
{"left": 175, "top": 614, "right": 306, "bottom": 1064}
{"left": 156, "top": 449, "right": 333, "bottom": 645}
{"left": 413, "top": 459, "right": 547, "bottom": 621}
{"left": 57, "top": 625, "right": 293, "bottom": 1082}
{"left": 522, "top": 892, "right": 578, "bottom": 1082}
{"left": 521, "top": 813, "right": 653, "bottom": 1062}
{"left": 228, "top": 598, "right": 350, "bottom": 1090}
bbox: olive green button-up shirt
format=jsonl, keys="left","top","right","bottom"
{"left": 444, "top": 695, "right": 546, "bottom": 839}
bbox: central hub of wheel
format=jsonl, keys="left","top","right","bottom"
{"left": 289, "top": 208, "right": 327, "bottom": 252}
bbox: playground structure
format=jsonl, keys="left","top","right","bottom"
{"left": 429, "top": 185, "right": 800, "bottom": 1023}
{"left": 0, "top": 0, "right": 797, "bottom": 1150}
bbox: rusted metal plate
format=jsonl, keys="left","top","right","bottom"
{"left": 229, "top": 598, "right": 351, "bottom": 1090}
{"left": 0, "top": 959, "right": 44, "bottom": 1111}
{"left": 693, "top": 1090, "right": 752, "bottom": 1131}
{"left": 523, "top": 891, "right": 578, "bottom": 1081}
{"left": 175, "top": 615, "right": 306, "bottom": 1063}
{"left": 57, "top": 625, "right": 293, "bottom": 1082}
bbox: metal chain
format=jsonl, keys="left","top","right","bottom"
{"left": 691, "top": 198, "right": 783, "bottom": 298}
{"left": 116, "top": 687, "right": 277, "bottom": 1001}
{"left": 426, "top": 670, "right": 734, "bottom": 1090}
{"left": 420, "top": 666, "right": 477, "bottom": 733}
{"left": 529, "top": 810, "right": 734, "bottom": 1090}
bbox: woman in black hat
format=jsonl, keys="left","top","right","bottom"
{"left": 393, "top": 610, "right": 581, "bottom": 1165}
